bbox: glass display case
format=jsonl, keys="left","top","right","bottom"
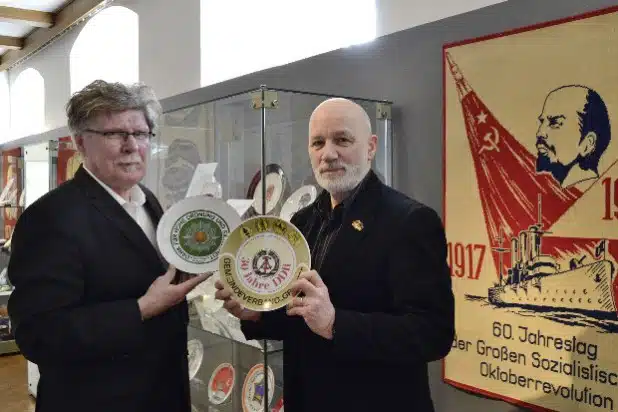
{"left": 0, "top": 147, "right": 23, "bottom": 355}
{"left": 146, "top": 86, "right": 393, "bottom": 411}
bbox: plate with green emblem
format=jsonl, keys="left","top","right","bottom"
{"left": 157, "top": 196, "right": 241, "bottom": 274}
{"left": 218, "top": 216, "right": 311, "bottom": 312}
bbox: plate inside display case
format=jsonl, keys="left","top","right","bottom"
{"left": 208, "top": 362, "right": 235, "bottom": 405}
{"left": 187, "top": 339, "right": 204, "bottom": 380}
{"left": 279, "top": 185, "right": 318, "bottom": 222}
{"left": 218, "top": 216, "right": 311, "bottom": 312}
{"left": 245, "top": 164, "right": 288, "bottom": 216}
{"left": 157, "top": 196, "right": 241, "bottom": 274}
{"left": 242, "top": 363, "right": 275, "bottom": 412}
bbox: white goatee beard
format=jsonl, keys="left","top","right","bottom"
{"left": 314, "top": 162, "right": 369, "bottom": 195}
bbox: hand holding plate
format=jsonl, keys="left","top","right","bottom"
{"left": 214, "top": 279, "right": 261, "bottom": 322}
{"left": 138, "top": 265, "right": 211, "bottom": 320}
{"left": 286, "top": 270, "right": 335, "bottom": 340}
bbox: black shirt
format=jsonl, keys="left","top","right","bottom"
{"left": 303, "top": 173, "right": 369, "bottom": 272}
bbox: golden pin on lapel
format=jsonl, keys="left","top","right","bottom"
{"left": 352, "top": 220, "right": 364, "bottom": 231}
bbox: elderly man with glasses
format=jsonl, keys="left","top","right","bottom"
{"left": 7, "top": 80, "right": 209, "bottom": 412}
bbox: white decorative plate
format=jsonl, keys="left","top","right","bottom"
{"left": 187, "top": 339, "right": 204, "bottom": 380}
{"left": 157, "top": 196, "right": 241, "bottom": 273}
{"left": 246, "top": 164, "right": 288, "bottom": 216}
{"left": 279, "top": 185, "right": 318, "bottom": 222}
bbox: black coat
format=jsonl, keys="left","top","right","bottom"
{"left": 241, "top": 170, "right": 455, "bottom": 412}
{"left": 7, "top": 166, "right": 190, "bottom": 412}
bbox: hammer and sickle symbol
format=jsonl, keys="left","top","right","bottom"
{"left": 478, "top": 127, "right": 500, "bottom": 154}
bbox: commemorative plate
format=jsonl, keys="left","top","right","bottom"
{"left": 242, "top": 363, "right": 275, "bottom": 412}
{"left": 208, "top": 362, "right": 235, "bottom": 405}
{"left": 218, "top": 216, "right": 311, "bottom": 312}
{"left": 187, "top": 339, "right": 204, "bottom": 380}
{"left": 157, "top": 196, "right": 241, "bottom": 274}
{"left": 279, "top": 185, "right": 318, "bottom": 222}
{"left": 246, "top": 164, "right": 287, "bottom": 216}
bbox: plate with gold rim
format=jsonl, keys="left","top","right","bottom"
{"left": 157, "top": 196, "right": 241, "bottom": 274}
{"left": 218, "top": 215, "right": 311, "bottom": 312}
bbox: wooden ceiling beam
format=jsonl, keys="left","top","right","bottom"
{"left": 0, "top": 6, "right": 54, "bottom": 28}
{"left": 0, "top": 0, "right": 113, "bottom": 71}
{"left": 0, "top": 35, "right": 23, "bottom": 50}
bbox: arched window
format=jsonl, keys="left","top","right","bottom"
{"left": 0, "top": 71, "right": 9, "bottom": 143}
{"left": 11, "top": 68, "right": 45, "bottom": 139}
{"left": 200, "top": 0, "right": 376, "bottom": 86}
{"left": 70, "top": 6, "right": 139, "bottom": 94}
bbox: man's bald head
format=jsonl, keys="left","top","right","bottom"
{"left": 308, "top": 98, "right": 377, "bottom": 200}
{"left": 309, "top": 98, "right": 373, "bottom": 143}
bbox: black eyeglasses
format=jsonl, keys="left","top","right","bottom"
{"left": 85, "top": 129, "right": 155, "bottom": 142}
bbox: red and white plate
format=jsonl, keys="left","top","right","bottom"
{"left": 208, "top": 362, "right": 235, "bottom": 405}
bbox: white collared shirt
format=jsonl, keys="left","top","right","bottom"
{"left": 83, "top": 166, "right": 157, "bottom": 248}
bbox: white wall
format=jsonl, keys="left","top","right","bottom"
{"left": 127, "top": 0, "right": 201, "bottom": 99}
{"left": 375, "top": 0, "right": 507, "bottom": 36}
{"left": 3, "top": 0, "right": 506, "bottom": 142}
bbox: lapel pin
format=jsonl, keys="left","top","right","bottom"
{"left": 352, "top": 220, "right": 364, "bottom": 231}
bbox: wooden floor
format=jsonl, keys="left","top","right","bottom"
{"left": 0, "top": 354, "right": 35, "bottom": 412}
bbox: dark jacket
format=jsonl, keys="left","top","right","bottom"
{"left": 241, "top": 170, "right": 455, "bottom": 411}
{"left": 7, "top": 166, "right": 190, "bottom": 412}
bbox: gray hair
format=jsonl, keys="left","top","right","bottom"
{"left": 66, "top": 79, "right": 162, "bottom": 136}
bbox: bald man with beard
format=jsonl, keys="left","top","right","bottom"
{"left": 215, "top": 98, "right": 454, "bottom": 412}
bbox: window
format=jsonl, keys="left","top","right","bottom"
{"left": 200, "top": 0, "right": 376, "bottom": 86}
{"left": 11, "top": 68, "right": 45, "bottom": 139}
{"left": 70, "top": 6, "right": 139, "bottom": 94}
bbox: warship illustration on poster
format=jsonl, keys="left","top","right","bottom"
{"left": 488, "top": 195, "right": 618, "bottom": 318}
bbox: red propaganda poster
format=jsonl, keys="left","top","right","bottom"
{"left": 1, "top": 148, "right": 22, "bottom": 240}
{"left": 442, "top": 6, "right": 618, "bottom": 412}
{"left": 57, "top": 136, "right": 82, "bottom": 186}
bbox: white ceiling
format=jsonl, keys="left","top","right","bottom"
{"left": 0, "top": 20, "right": 26, "bottom": 37}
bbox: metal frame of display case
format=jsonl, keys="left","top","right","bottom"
{"left": 154, "top": 84, "right": 393, "bottom": 411}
